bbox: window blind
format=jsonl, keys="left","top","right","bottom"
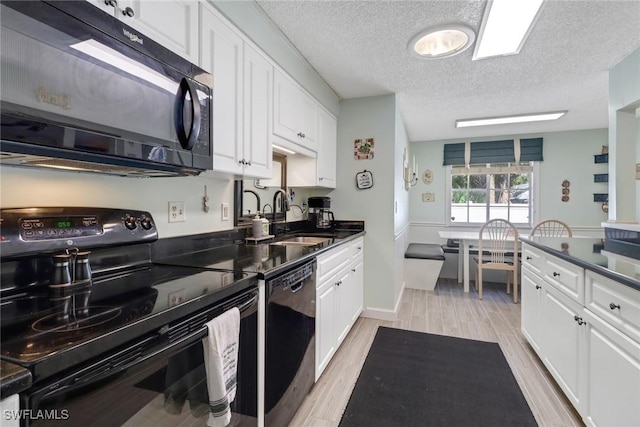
{"left": 443, "top": 138, "right": 543, "bottom": 166}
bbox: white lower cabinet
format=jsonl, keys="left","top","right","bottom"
{"left": 521, "top": 242, "right": 640, "bottom": 427}
{"left": 540, "top": 285, "right": 585, "bottom": 409}
{"left": 582, "top": 309, "right": 640, "bottom": 427}
{"left": 0, "top": 394, "right": 19, "bottom": 427}
{"left": 315, "top": 237, "right": 364, "bottom": 381}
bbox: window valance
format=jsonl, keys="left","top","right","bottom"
{"left": 443, "top": 137, "right": 543, "bottom": 166}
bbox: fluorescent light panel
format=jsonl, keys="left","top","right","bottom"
{"left": 455, "top": 111, "right": 566, "bottom": 128}
{"left": 473, "top": 0, "right": 545, "bottom": 60}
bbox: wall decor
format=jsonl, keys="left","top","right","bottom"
{"left": 354, "top": 138, "right": 374, "bottom": 160}
{"left": 355, "top": 170, "right": 373, "bottom": 189}
{"left": 561, "top": 179, "right": 570, "bottom": 202}
{"left": 422, "top": 169, "right": 433, "bottom": 184}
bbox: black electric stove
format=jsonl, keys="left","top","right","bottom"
{"left": 0, "top": 208, "right": 258, "bottom": 384}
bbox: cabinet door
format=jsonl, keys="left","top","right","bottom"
{"left": 273, "top": 70, "right": 301, "bottom": 143}
{"left": 582, "top": 310, "right": 640, "bottom": 427}
{"left": 316, "top": 108, "right": 337, "bottom": 188}
{"left": 542, "top": 285, "right": 586, "bottom": 410}
{"left": 349, "top": 258, "right": 364, "bottom": 324}
{"left": 316, "top": 281, "right": 336, "bottom": 381}
{"left": 298, "top": 91, "right": 317, "bottom": 151}
{"left": 521, "top": 267, "right": 544, "bottom": 353}
{"left": 119, "top": 0, "right": 199, "bottom": 63}
{"left": 242, "top": 44, "right": 273, "bottom": 179}
{"left": 199, "top": 4, "right": 243, "bottom": 174}
{"left": 335, "top": 269, "right": 352, "bottom": 346}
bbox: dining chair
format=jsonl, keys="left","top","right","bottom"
{"left": 530, "top": 219, "right": 573, "bottom": 237}
{"left": 474, "top": 219, "right": 519, "bottom": 303}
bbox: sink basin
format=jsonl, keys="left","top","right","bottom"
{"left": 270, "top": 236, "right": 332, "bottom": 246}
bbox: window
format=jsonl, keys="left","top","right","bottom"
{"left": 448, "top": 162, "right": 533, "bottom": 225}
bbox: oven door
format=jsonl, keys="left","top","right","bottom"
{"left": 21, "top": 289, "right": 258, "bottom": 427}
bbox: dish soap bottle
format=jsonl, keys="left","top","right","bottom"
{"left": 252, "top": 214, "right": 263, "bottom": 238}
{"left": 261, "top": 216, "right": 270, "bottom": 236}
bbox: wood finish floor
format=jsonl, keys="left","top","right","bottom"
{"left": 290, "top": 278, "right": 585, "bottom": 427}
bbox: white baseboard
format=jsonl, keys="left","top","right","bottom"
{"left": 361, "top": 281, "right": 405, "bottom": 321}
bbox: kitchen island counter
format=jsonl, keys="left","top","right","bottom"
{"left": 520, "top": 236, "right": 640, "bottom": 291}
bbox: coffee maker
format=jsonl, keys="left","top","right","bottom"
{"left": 308, "top": 196, "right": 334, "bottom": 229}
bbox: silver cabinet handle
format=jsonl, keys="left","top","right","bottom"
{"left": 609, "top": 303, "right": 620, "bottom": 310}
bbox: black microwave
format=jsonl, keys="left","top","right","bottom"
{"left": 0, "top": 1, "right": 212, "bottom": 177}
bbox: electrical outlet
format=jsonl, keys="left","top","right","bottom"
{"left": 422, "top": 192, "right": 435, "bottom": 202}
{"left": 168, "top": 289, "right": 185, "bottom": 307}
{"left": 169, "top": 201, "right": 186, "bottom": 222}
{"left": 221, "top": 203, "right": 230, "bottom": 221}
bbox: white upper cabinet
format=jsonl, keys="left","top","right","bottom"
{"left": 199, "top": 2, "right": 272, "bottom": 179}
{"left": 273, "top": 69, "right": 318, "bottom": 152}
{"left": 86, "top": 0, "right": 199, "bottom": 63}
{"left": 242, "top": 44, "right": 273, "bottom": 178}
{"left": 316, "top": 107, "right": 337, "bottom": 188}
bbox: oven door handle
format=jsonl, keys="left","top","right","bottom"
{"left": 236, "top": 294, "right": 258, "bottom": 312}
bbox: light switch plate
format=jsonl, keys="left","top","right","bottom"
{"left": 422, "top": 192, "right": 435, "bottom": 202}
{"left": 221, "top": 203, "right": 230, "bottom": 221}
{"left": 168, "top": 201, "right": 186, "bottom": 222}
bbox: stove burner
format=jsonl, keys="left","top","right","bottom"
{"left": 31, "top": 306, "right": 121, "bottom": 332}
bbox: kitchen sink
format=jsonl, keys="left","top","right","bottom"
{"left": 270, "top": 236, "right": 332, "bottom": 246}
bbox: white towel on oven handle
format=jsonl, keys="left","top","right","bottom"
{"left": 202, "top": 307, "right": 240, "bottom": 427}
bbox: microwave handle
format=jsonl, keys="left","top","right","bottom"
{"left": 174, "top": 77, "right": 201, "bottom": 150}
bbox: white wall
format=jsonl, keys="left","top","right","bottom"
{"left": 0, "top": 166, "right": 234, "bottom": 238}
{"left": 409, "top": 129, "right": 610, "bottom": 231}
{"left": 330, "top": 94, "right": 398, "bottom": 314}
{"left": 608, "top": 47, "right": 640, "bottom": 224}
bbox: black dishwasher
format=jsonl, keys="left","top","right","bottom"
{"left": 264, "top": 259, "right": 316, "bottom": 427}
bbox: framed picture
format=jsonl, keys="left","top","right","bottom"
{"left": 354, "top": 138, "right": 374, "bottom": 159}
{"left": 356, "top": 170, "right": 373, "bottom": 189}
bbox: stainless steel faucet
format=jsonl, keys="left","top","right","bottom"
{"left": 243, "top": 190, "right": 261, "bottom": 215}
{"left": 273, "top": 189, "right": 290, "bottom": 220}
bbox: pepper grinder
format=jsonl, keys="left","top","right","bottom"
{"left": 73, "top": 251, "right": 92, "bottom": 317}
{"left": 49, "top": 253, "right": 72, "bottom": 323}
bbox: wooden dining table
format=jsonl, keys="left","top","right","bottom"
{"left": 438, "top": 230, "right": 518, "bottom": 293}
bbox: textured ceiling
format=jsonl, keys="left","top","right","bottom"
{"left": 256, "top": 0, "right": 640, "bottom": 142}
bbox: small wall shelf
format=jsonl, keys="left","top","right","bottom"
{"left": 594, "top": 154, "right": 609, "bottom": 164}
{"left": 594, "top": 173, "right": 609, "bottom": 183}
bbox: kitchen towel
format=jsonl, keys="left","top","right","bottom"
{"left": 202, "top": 307, "right": 240, "bottom": 427}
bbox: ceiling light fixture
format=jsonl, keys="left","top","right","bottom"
{"left": 455, "top": 111, "right": 567, "bottom": 128}
{"left": 473, "top": 0, "right": 546, "bottom": 60}
{"left": 409, "top": 25, "right": 475, "bottom": 59}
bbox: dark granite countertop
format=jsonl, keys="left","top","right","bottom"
{"left": 1, "top": 360, "right": 31, "bottom": 399}
{"left": 520, "top": 236, "right": 640, "bottom": 291}
{"left": 156, "top": 230, "right": 366, "bottom": 280}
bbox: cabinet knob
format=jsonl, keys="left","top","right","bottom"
{"left": 301, "top": 133, "right": 306, "bottom": 138}
{"left": 297, "top": 132, "right": 303, "bottom": 138}
{"left": 553, "top": 271, "right": 560, "bottom": 277}
{"left": 246, "top": 161, "right": 252, "bottom": 166}
{"left": 357, "top": 247, "right": 361, "bottom": 251}
{"left": 535, "top": 285, "right": 542, "bottom": 290}
{"left": 335, "top": 280, "right": 342, "bottom": 287}
{"left": 609, "top": 303, "right": 621, "bottom": 310}
{"left": 122, "top": 6, "right": 135, "bottom": 17}
{"left": 351, "top": 268, "right": 356, "bottom": 272}
{"left": 573, "top": 315, "right": 586, "bottom": 325}
{"left": 104, "top": 0, "right": 117, "bottom": 7}
{"left": 526, "top": 256, "right": 532, "bottom": 260}
{"left": 319, "top": 177, "right": 324, "bottom": 181}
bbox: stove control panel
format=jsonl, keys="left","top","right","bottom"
{"left": 0, "top": 207, "right": 158, "bottom": 257}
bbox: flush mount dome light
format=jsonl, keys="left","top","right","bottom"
{"left": 409, "top": 25, "right": 476, "bottom": 59}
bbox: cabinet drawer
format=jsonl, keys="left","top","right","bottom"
{"left": 317, "top": 243, "right": 351, "bottom": 284}
{"left": 522, "top": 243, "right": 545, "bottom": 277}
{"left": 544, "top": 255, "right": 584, "bottom": 304}
{"left": 585, "top": 271, "right": 640, "bottom": 343}
{"left": 349, "top": 237, "right": 364, "bottom": 260}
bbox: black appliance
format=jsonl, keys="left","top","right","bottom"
{"left": 308, "top": 196, "right": 334, "bottom": 229}
{"left": 0, "top": 1, "right": 212, "bottom": 177}
{"left": 264, "top": 259, "right": 316, "bottom": 427}
{"left": 0, "top": 207, "right": 258, "bottom": 427}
